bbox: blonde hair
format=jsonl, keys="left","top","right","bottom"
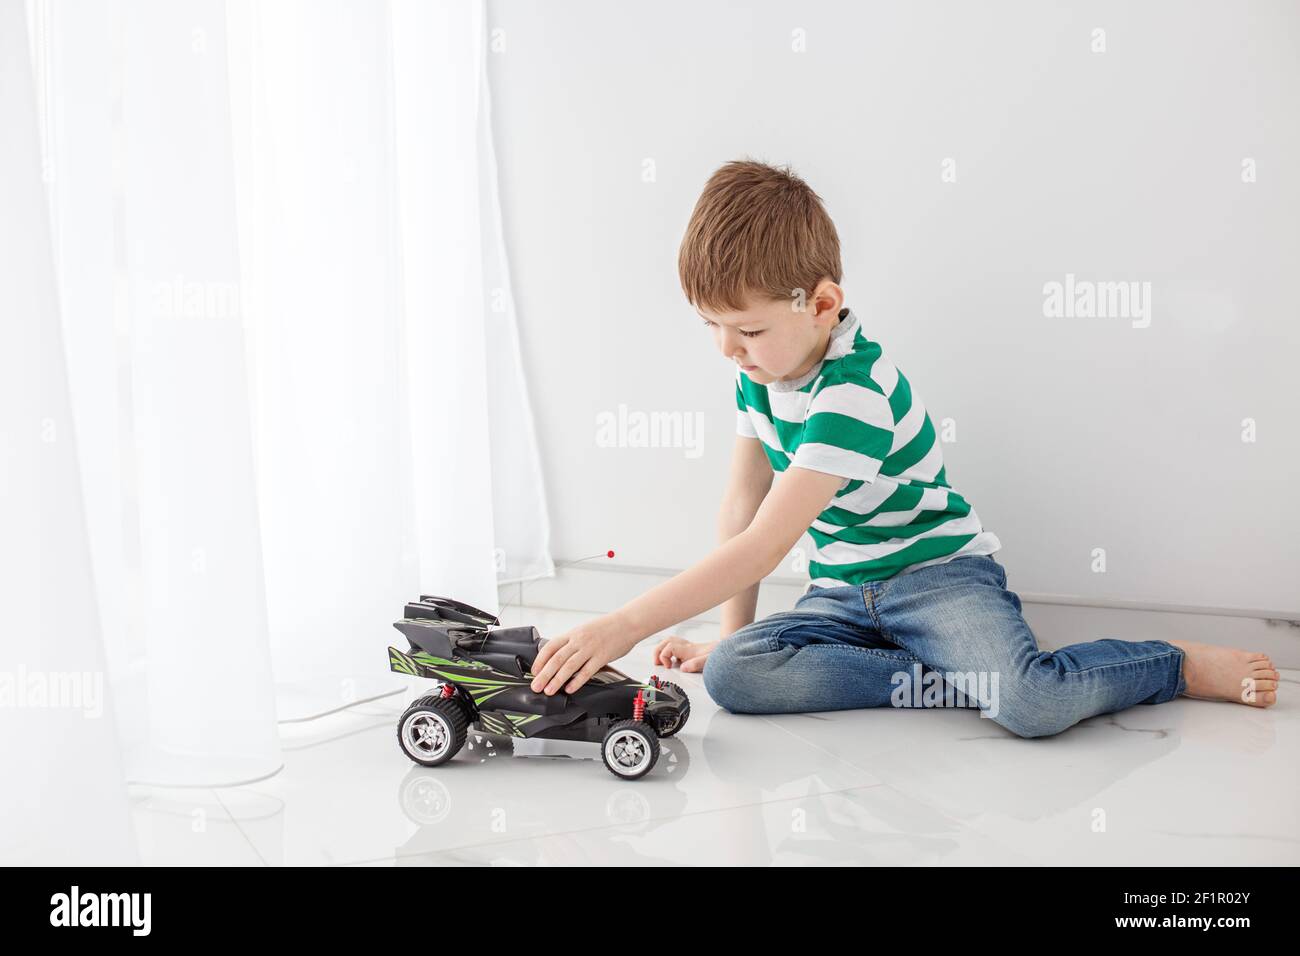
{"left": 678, "top": 159, "right": 842, "bottom": 313}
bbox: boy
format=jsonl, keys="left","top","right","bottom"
{"left": 529, "top": 160, "right": 1279, "bottom": 736}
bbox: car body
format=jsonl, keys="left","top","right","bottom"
{"left": 388, "top": 595, "right": 690, "bottom": 779}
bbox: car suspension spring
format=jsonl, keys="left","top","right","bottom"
{"left": 632, "top": 688, "right": 645, "bottom": 723}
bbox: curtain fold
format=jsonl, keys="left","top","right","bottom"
{"left": 475, "top": 0, "right": 555, "bottom": 589}
{"left": 2, "top": 0, "right": 136, "bottom": 864}
{"left": 4, "top": 0, "right": 552, "bottom": 852}
{"left": 226, "top": 0, "right": 421, "bottom": 719}
{"left": 41, "top": 0, "right": 281, "bottom": 783}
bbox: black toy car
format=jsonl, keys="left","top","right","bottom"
{"left": 388, "top": 595, "right": 690, "bottom": 780}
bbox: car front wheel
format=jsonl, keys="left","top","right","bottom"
{"left": 654, "top": 682, "right": 690, "bottom": 737}
{"left": 601, "top": 719, "right": 660, "bottom": 780}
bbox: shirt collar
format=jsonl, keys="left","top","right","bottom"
{"left": 768, "top": 307, "right": 859, "bottom": 393}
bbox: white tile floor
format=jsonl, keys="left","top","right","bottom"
{"left": 128, "top": 606, "right": 1300, "bottom": 866}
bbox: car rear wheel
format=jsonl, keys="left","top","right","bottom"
{"left": 601, "top": 720, "right": 659, "bottom": 780}
{"left": 398, "top": 695, "right": 468, "bottom": 767}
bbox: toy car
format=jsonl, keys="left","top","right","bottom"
{"left": 387, "top": 595, "right": 690, "bottom": 780}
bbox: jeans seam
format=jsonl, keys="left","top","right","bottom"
{"left": 1058, "top": 648, "right": 1185, "bottom": 678}
{"left": 1172, "top": 646, "right": 1188, "bottom": 697}
{"left": 862, "top": 583, "right": 900, "bottom": 647}
{"left": 767, "top": 621, "right": 799, "bottom": 652}
{"left": 769, "top": 618, "right": 918, "bottom": 662}
{"left": 787, "top": 641, "right": 921, "bottom": 663}
{"left": 860, "top": 584, "right": 878, "bottom": 629}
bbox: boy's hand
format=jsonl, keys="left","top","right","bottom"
{"left": 652, "top": 636, "right": 717, "bottom": 673}
{"left": 529, "top": 616, "right": 631, "bottom": 696}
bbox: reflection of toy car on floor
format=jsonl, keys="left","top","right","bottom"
{"left": 388, "top": 596, "right": 690, "bottom": 780}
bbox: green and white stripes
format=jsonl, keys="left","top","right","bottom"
{"left": 735, "top": 308, "right": 1001, "bottom": 585}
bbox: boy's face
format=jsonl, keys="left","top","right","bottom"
{"left": 697, "top": 291, "right": 842, "bottom": 386}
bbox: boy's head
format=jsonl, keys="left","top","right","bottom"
{"left": 679, "top": 159, "right": 846, "bottom": 386}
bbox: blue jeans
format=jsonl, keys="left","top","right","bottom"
{"left": 702, "top": 554, "right": 1188, "bottom": 738}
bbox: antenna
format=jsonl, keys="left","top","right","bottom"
{"left": 498, "top": 549, "right": 616, "bottom": 618}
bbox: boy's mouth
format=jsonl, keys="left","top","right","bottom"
{"left": 738, "top": 363, "right": 758, "bottom": 372}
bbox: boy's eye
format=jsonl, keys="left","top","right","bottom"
{"left": 701, "top": 319, "right": 762, "bottom": 338}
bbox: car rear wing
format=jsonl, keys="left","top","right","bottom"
{"left": 406, "top": 595, "right": 500, "bottom": 629}
{"left": 392, "top": 617, "right": 464, "bottom": 659}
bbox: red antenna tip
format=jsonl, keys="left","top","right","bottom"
{"left": 606, "top": 550, "right": 615, "bottom": 558}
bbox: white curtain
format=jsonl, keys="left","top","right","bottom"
{"left": 1, "top": 0, "right": 552, "bottom": 863}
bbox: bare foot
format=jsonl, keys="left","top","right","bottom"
{"left": 1168, "top": 641, "right": 1280, "bottom": 707}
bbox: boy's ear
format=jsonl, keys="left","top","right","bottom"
{"left": 809, "top": 279, "right": 845, "bottom": 319}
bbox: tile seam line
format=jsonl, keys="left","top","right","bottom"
{"left": 210, "top": 786, "right": 272, "bottom": 867}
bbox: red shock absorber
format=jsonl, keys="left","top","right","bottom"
{"left": 440, "top": 683, "right": 455, "bottom": 699}
{"left": 632, "top": 688, "right": 645, "bottom": 722}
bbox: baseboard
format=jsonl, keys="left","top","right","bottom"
{"left": 498, "top": 564, "right": 1300, "bottom": 668}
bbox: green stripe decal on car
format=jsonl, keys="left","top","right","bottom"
{"left": 389, "top": 648, "right": 418, "bottom": 676}
{"left": 430, "top": 670, "right": 523, "bottom": 686}
{"left": 409, "top": 652, "right": 493, "bottom": 671}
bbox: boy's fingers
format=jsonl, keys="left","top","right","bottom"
{"left": 530, "top": 640, "right": 574, "bottom": 692}
{"left": 682, "top": 655, "right": 707, "bottom": 672}
{"left": 533, "top": 637, "right": 560, "bottom": 670}
{"left": 529, "top": 652, "right": 552, "bottom": 691}
{"left": 565, "top": 659, "right": 602, "bottom": 694}
{"left": 546, "top": 650, "right": 587, "bottom": 696}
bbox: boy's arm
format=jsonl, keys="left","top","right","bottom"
{"left": 529, "top": 460, "right": 845, "bottom": 695}
{"left": 619, "top": 462, "right": 842, "bottom": 640}
{"left": 717, "top": 435, "right": 775, "bottom": 638}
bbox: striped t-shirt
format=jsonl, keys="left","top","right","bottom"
{"left": 735, "top": 307, "right": 1001, "bottom": 588}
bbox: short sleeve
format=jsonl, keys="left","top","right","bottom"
{"left": 790, "top": 372, "right": 894, "bottom": 482}
{"left": 735, "top": 380, "right": 759, "bottom": 438}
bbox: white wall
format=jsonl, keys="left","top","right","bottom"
{"left": 486, "top": 0, "right": 1299, "bottom": 615}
